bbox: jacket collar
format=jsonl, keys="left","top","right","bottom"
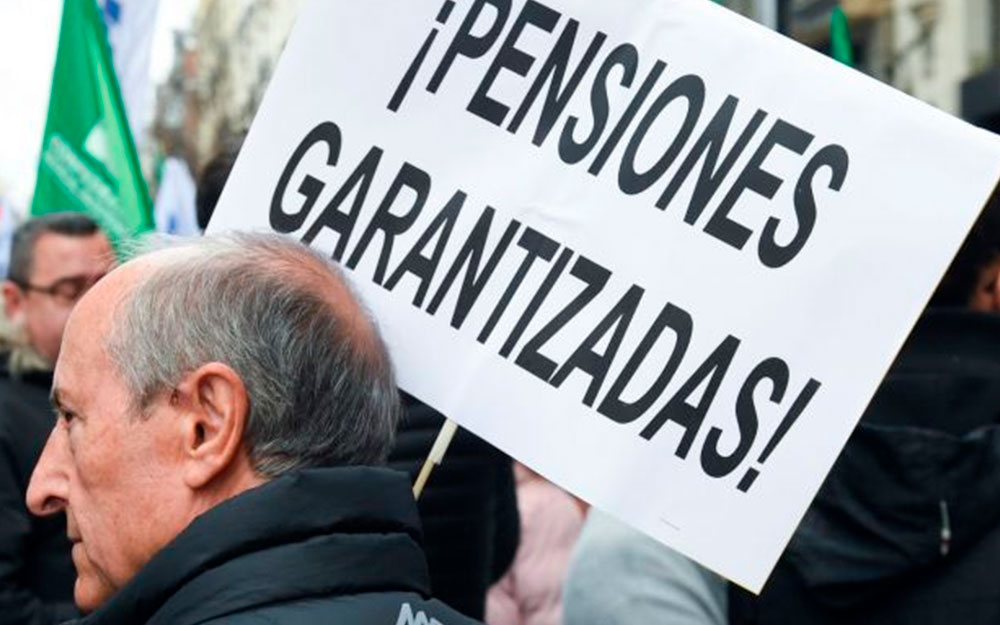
{"left": 79, "top": 467, "right": 429, "bottom": 625}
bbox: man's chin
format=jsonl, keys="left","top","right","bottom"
{"left": 74, "top": 580, "right": 101, "bottom": 615}
{"left": 72, "top": 552, "right": 117, "bottom": 614}
{"left": 75, "top": 576, "right": 118, "bottom": 615}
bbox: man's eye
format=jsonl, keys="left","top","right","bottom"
{"left": 52, "top": 279, "right": 86, "bottom": 301}
{"left": 57, "top": 409, "right": 76, "bottom": 424}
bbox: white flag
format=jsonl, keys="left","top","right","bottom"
{"left": 153, "top": 157, "right": 199, "bottom": 236}
{"left": 101, "top": 0, "right": 160, "bottom": 148}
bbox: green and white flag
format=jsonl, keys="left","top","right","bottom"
{"left": 31, "top": 0, "right": 153, "bottom": 243}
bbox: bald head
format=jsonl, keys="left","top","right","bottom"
{"left": 101, "top": 232, "right": 400, "bottom": 475}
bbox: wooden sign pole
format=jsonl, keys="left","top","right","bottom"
{"left": 412, "top": 418, "right": 459, "bottom": 499}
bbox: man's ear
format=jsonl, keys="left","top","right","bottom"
{"left": 2, "top": 281, "right": 26, "bottom": 325}
{"left": 174, "top": 362, "right": 251, "bottom": 490}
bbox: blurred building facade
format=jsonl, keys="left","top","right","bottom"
{"left": 153, "top": 0, "right": 1000, "bottom": 180}
{"left": 153, "top": 31, "right": 198, "bottom": 166}
{"left": 190, "top": 0, "right": 301, "bottom": 168}
{"left": 154, "top": 0, "right": 301, "bottom": 175}
{"left": 724, "top": 0, "right": 1000, "bottom": 126}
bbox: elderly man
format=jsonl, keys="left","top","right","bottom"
{"left": 27, "top": 232, "right": 485, "bottom": 625}
{"left": 1, "top": 212, "right": 112, "bottom": 625}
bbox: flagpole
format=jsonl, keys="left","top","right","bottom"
{"left": 412, "top": 419, "right": 459, "bottom": 499}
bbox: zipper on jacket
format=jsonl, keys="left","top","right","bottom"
{"left": 939, "top": 499, "right": 952, "bottom": 557}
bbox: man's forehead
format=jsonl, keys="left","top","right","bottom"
{"left": 31, "top": 231, "right": 113, "bottom": 278}
{"left": 56, "top": 302, "right": 108, "bottom": 381}
{"left": 53, "top": 341, "right": 94, "bottom": 413}
{"left": 55, "top": 258, "right": 146, "bottom": 376}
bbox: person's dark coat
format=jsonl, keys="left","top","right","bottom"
{"left": 73, "top": 467, "right": 487, "bottom": 625}
{"left": 389, "top": 393, "right": 519, "bottom": 618}
{"left": 731, "top": 309, "right": 1000, "bottom": 624}
{"left": 0, "top": 361, "right": 77, "bottom": 625}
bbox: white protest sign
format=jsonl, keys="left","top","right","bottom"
{"left": 207, "top": 0, "right": 1000, "bottom": 591}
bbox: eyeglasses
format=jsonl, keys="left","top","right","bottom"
{"left": 12, "top": 273, "right": 106, "bottom": 304}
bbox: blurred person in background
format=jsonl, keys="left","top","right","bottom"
{"left": 563, "top": 509, "right": 728, "bottom": 625}
{"left": 194, "top": 136, "right": 244, "bottom": 232}
{"left": 27, "top": 232, "right": 488, "bottom": 624}
{"left": 0, "top": 212, "right": 112, "bottom": 625}
{"left": 486, "top": 463, "right": 586, "bottom": 625}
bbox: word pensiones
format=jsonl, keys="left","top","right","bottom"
{"left": 389, "top": 0, "right": 850, "bottom": 270}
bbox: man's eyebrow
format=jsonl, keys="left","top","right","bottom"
{"left": 49, "top": 273, "right": 101, "bottom": 286}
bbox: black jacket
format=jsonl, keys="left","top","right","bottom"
{"left": 731, "top": 309, "right": 1000, "bottom": 624}
{"left": 74, "top": 467, "right": 486, "bottom": 625}
{"left": 388, "top": 393, "right": 519, "bottom": 618}
{"left": 0, "top": 362, "right": 76, "bottom": 625}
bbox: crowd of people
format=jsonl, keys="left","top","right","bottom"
{"left": 1, "top": 145, "right": 1000, "bottom": 624}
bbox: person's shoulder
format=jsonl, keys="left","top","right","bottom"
{"left": 201, "top": 592, "right": 485, "bottom": 625}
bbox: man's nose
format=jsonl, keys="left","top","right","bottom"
{"left": 26, "top": 426, "right": 70, "bottom": 517}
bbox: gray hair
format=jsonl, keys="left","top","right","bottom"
{"left": 105, "top": 232, "right": 400, "bottom": 476}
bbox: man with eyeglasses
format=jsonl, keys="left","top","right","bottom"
{"left": 0, "top": 212, "right": 112, "bottom": 625}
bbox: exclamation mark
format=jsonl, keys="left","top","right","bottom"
{"left": 388, "top": 0, "right": 457, "bottom": 112}
{"left": 737, "top": 378, "right": 821, "bottom": 493}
